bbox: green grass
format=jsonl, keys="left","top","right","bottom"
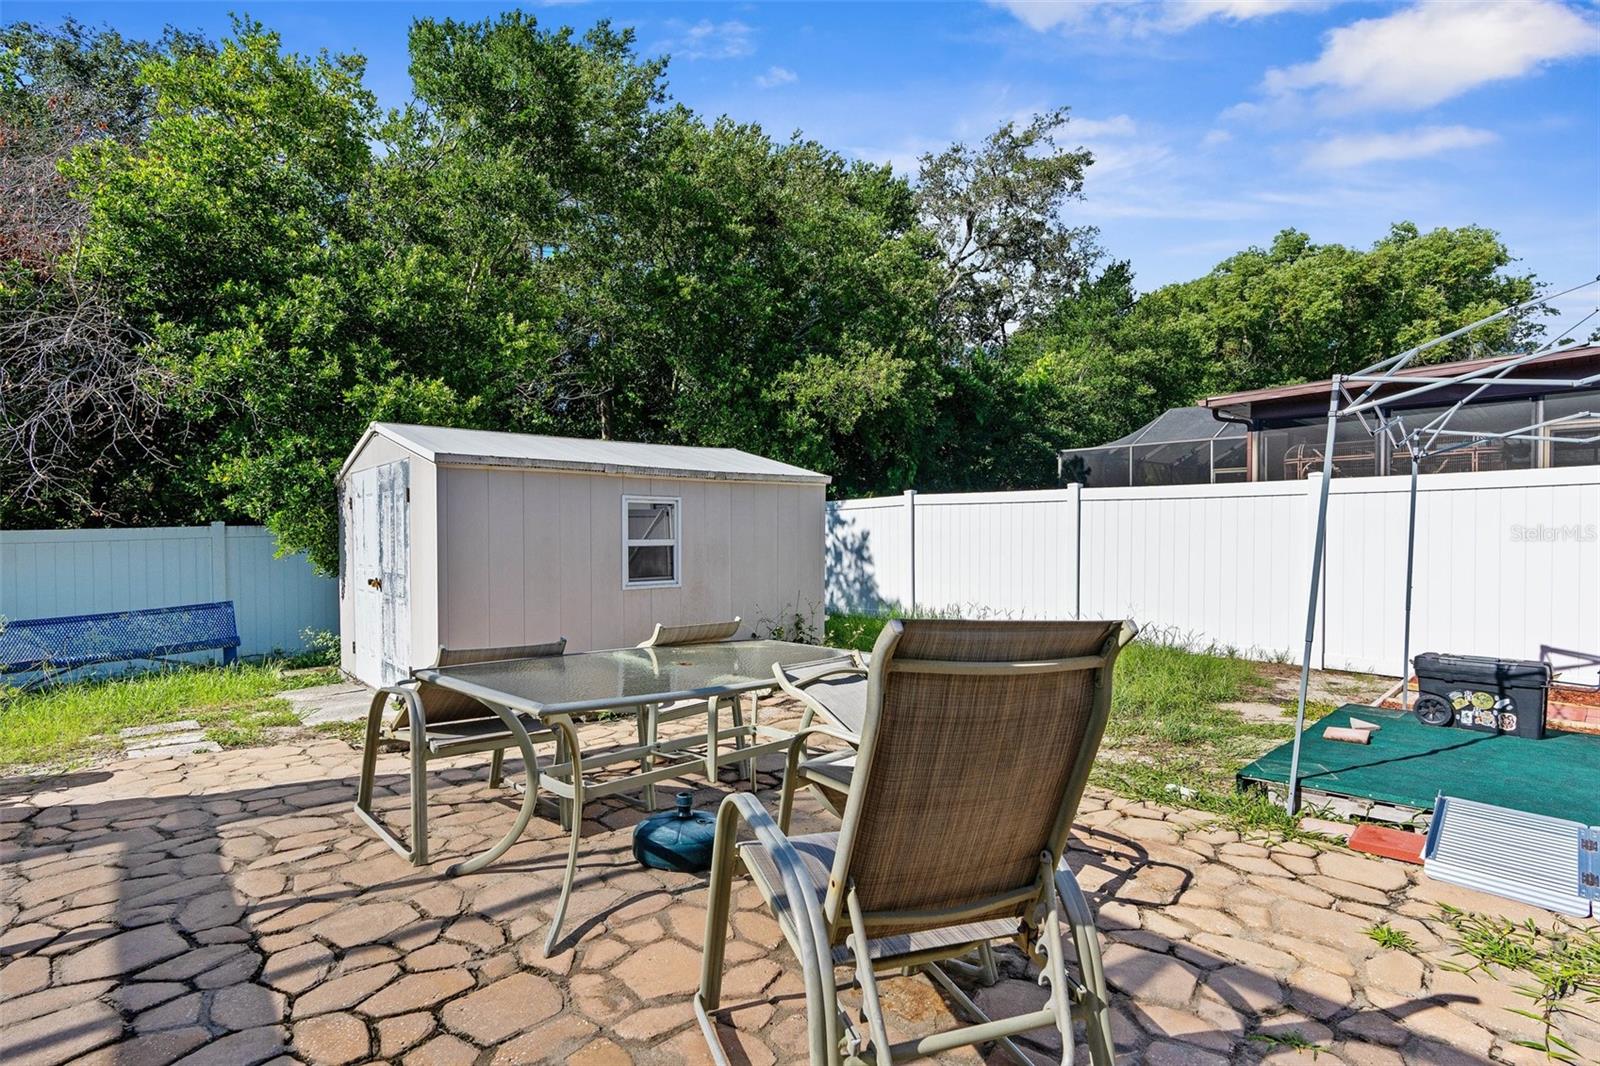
{"left": 827, "top": 612, "right": 1334, "bottom": 835}
{"left": 826, "top": 613, "right": 891, "bottom": 652}
{"left": 310, "top": 720, "right": 367, "bottom": 747}
{"left": 1436, "top": 905, "right": 1600, "bottom": 1062}
{"left": 1248, "top": 1031, "right": 1323, "bottom": 1057}
{"left": 0, "top": 663, "right": 339, "bottom": 768}
{"left": 1366, "top": 922, "right": 1420, "bottom": 952}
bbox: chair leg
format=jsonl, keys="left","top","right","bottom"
{"left": 354, "top": 689, "right": 385, "bottom": 812}
{"left": 408, "top": 738, "right": 430, "bottom": 867}
{"left": 730, "top": 696, "right": 749, "bottom": 783}
{"left": 1056, "top": 866, "right": 1115, "bottom": 1066}
{"left": 697, "top": 809, "right": 739, "bottom": 1014}
{"left": 488, "top": 748, "right": 504, "bottom": 790}
{"left": 978, "top": 941, "right": 1000, "bottom": 987}
{"left": 352, "top": 688, "right": 429, "bottom": 866}
{"left": 848, "top": 890, "right": 892, "bottom": 1066}
{"left": 741, "top": 693, "right": 757, "bottom": 783}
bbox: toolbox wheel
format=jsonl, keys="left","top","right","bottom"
{"left": 1414, "top": 693, "right": 1454, "bottom": 727}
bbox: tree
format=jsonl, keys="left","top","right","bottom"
{"left": 0, "top": 21, "right": 206, "bottom": 526}
{"left": 999, "top": 223, "right": 1545, "bottom": 491}
{"left": 57, "top": 19, "right": 385, "bottom": 569}
{"left": 915, "top": 108, "right": 1099, "bottom": 356}
{"left": 1133, "top": 223, "right": 1542, "bottom": 396}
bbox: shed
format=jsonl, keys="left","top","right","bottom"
{"left": 336, "top": 423, "right": 830, "bottom": 687}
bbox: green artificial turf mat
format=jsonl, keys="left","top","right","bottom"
{"left": 1238, "top": 705, "right": 1600, "bottom": 824}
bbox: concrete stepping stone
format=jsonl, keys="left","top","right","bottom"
{"left": 279, "top": 683, "right": 373, "bottom": 725}
{"left": 119, "top": 721, "right": 222, "bottom": 758}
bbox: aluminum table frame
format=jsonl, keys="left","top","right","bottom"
{"left": 411, "top": 640, "right": 852, "bottom": 955}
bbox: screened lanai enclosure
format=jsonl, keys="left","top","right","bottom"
{"left": 1055, "top": 406, "right": 1248, "bottom": 487}
{"left": 1058, "top": 345, "right": 1600, "bottom": 487}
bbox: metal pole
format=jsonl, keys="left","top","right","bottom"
{"left": 1400, "top": 445, "right": 1420, "bottom": 711}
{"left": 1287, "top": 378, "right": 1341, "bottom": 815}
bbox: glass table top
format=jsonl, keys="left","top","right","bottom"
{"left": 417, "top": 640, "right": 849, "bottom": 716}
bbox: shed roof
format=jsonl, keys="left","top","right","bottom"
{"left": 340, "top": 423, "right": 830, "bottom": 485}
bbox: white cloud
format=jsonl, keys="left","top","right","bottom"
{"left": 1162, "top": 0, "right": 1324, "bottom": 31}
{"left": 1201, "top": 128, "right": 1233, "bottom": 147}
{"left": 1071, "top": 114, "right": 1138, "bottom": 138}
{"left": 987, "top": 0, "right": 1323, "bottom": 35}
{"left": 1302, "top": 124, "right": 1498, "bottom": 169}
{"left": 1264, "top": 1, "right": 1600, "bottom": 112}
{"left": 659, "top": 20, "right": 755, "bottom": 61}
{"left": 755, "top": 65, "right": 797, "bottom": 89}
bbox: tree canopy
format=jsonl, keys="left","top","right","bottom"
{"left": 0, "top": 15, "right": 1550, "bottom": 572}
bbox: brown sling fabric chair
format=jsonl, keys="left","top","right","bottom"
{"left": 696, "top": 618, "right": 1136, "bottom": 1066}
{"left": 636, "top": 618, "right": 754, "bottom": 799}
{"left": 772, "top": 652, "right": 871, "bottom": 817}
{"left": 354, "top": 640, "right": 565, "bottom": 867}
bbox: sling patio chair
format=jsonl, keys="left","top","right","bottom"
{"left": 354, "top": 639, "right": 566, "bottom": 868}
{"left": 772, "top": 651, "right": 871, "bottom": 817}
{"left": 696, "top": 617, "right": 1137, "bottom": 1066}
{"left": 637, "top": 617, "right": 755, "bottom": 803}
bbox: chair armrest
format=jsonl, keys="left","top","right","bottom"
{"left": 715, "top": 792, "right": 832, "bottom": 975}
{"left": 372, "top": 683, "right": 422, "bottom": 737}
{"left": 788, "top": 723, "right": 860, "bottom": 749}
{"left": 772, "top": 659, "right": 867, "bottom": 697}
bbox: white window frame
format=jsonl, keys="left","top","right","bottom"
{"left": 622, "top": 495, "right": 682, "bottom": 590}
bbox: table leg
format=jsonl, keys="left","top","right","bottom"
{"left": 446, "top": 702, "right": 542, "bottom": 877}
{"left": 640, "top": 704, "right": 657, "bottom": 811}
{"left": 556, "top": 730, "right": 573, "bottom": 832}
{"left": 704, "top": 695, "right": 720, "bottom": 781}
{"left": 543, "top": 712, "right": 585, "bottom": 957}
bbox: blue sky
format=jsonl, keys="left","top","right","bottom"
{"left": 11, "top": 0, "right": 1600, "bottom": 331}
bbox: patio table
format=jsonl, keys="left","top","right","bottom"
{"left": 414, "top": 639, "right": 851, "bottom": 954}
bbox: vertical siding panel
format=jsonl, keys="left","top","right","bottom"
{"left": 673, "top": 480, "right": 717, "bottom": 627}
{"left": 484, "top": 470, "right": 528, "bottom": 645}
{"left": 558, "top": 474, "right": 595, "bottom": 651}
{"left": 729, "top": 485, "right": 762, "bottom": 633}
{"left": 443, "top": 469, "right": 492, "bottom": 649}
{"left": 523, "top": 472, "right": 563, "bottom": 643}
{"left": 705, "top": 481, "right": 734, "bottom": 625}
{"left": 590, "top": 477, "right": 627, "bottom": 649}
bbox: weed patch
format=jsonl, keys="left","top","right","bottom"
{"left": 0, "top": 664, "right": 338, "bottom": 768}
{"left": 1436, "top": 905, "right": 1600, "bottom": 1062}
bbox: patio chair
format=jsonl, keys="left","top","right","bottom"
{"left": 772, "top": 652, "right": 870, "bottom": 817}
{"left": 697, "top": 618, "right": 1136, "bottom": 1066}
{"left": 354, "top": 640, "right": 566, "bottom": 866}
{"left": 637, "top": 618, "right": 753, "bottom": 801}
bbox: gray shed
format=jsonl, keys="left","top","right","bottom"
{"left": 336, "top": 423, "right": 830, "bottom": 687}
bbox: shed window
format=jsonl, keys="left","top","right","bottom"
{"left": 624, "top": 496, "right": 681, "bottom": 589}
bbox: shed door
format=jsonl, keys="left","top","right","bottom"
{"left": 351, "top": 461, "right": 411, "bottom": 687}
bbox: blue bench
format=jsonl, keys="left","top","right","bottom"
{"left": 0, "top": 601, "right": 241, "bottom": 683}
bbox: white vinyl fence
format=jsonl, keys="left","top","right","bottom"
{"left": 827, "top": 466, "right": 1599, "bottom": 683}
{"left": 0, "top": 524, "right": 338, "bottom": 661}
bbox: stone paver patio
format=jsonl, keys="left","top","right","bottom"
{"left": 2, "top": 700, "right": 1595, "bottom": 1066}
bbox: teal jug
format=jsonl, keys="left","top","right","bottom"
{"left": 633, "top": 792, "right": 717, "bottom": 872}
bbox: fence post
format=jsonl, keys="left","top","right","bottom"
{"left": 210, "top": 522, "right": 230, "bottom": 604}
{"left": 1065, "top": 481, "right": 1082, "bottom": 619}
{"left": 903, "top": 490, "right": 917, "bottom": 614}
